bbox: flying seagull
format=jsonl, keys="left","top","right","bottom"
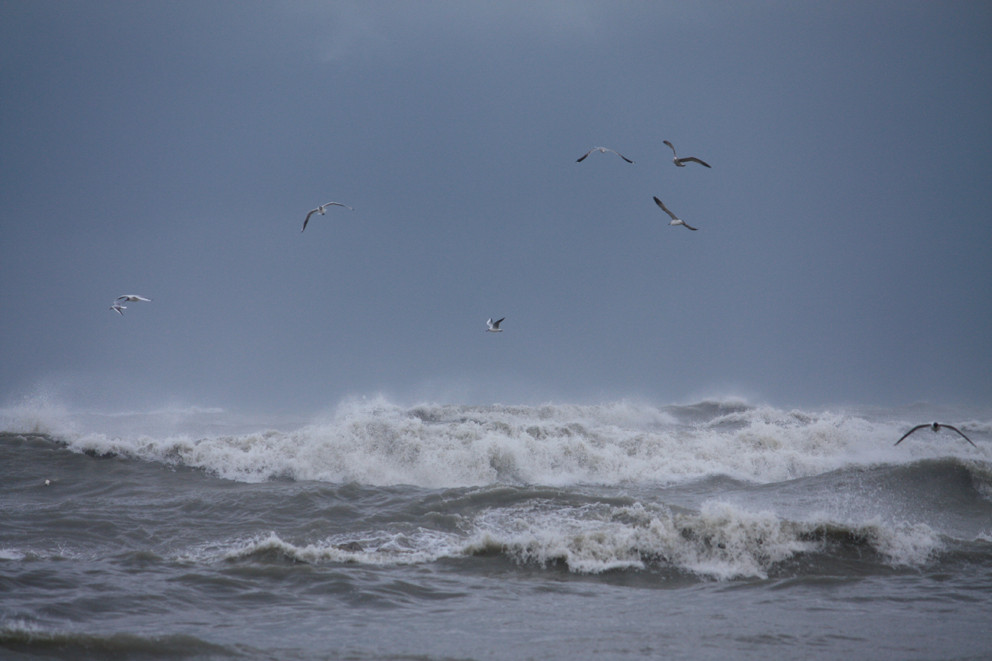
{"left": 653, "top": 197, "right": 698, "bottom": 231}
{"left": 663, "top": 140, "right": 711, "bottom": 168}
{"left": 302, "top": 202, "right": 354, "bottom": 232}
{"left": 109, "top": 303, "right": 126, "bottom": 316}
{"left": 486, "top": 317, "right": 505, "bottom": 332}
{"left": 116, "top": 295, "right": 151, "bottom": 302}
{"left": 576, "top": 147, "right": 634, "bottom": 164}
{"left": 894, "top": 422, "right": 976, "bottom": 448}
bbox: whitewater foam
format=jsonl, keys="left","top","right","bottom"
{"left": 185, "top": 499, "right": 946, "bottom": 579}
{"left": 2, "top": 395, "right": 987, "bottom": 488}
{"left": 0, "top": 548, "right": 27, "bottom": 561}
{"left": 208, "top": 529, "right": 465, "bottom": 567}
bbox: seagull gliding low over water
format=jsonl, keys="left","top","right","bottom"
{"left": 894, "top": 422, "right": 976, "bottom": 448}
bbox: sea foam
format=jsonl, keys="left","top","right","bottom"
{"left": 192, "top": 499, "right": 944, "bottom": 579}
{"left": 2, "top": 395, "right": 986, "bottom": 488}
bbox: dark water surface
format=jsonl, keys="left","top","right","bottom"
{"left": 2, "top": 400, "right": 991, "bottom": 659}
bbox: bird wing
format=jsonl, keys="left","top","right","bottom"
{"left": 302, "top": 209, "right": 318, "bottom": 232}
{"left": 681, "top": 157, "right": 711, "bottom": 168}
{"left": 494, "top": 317, "right": 505, "bottom": 327}
{"left": 653, "top": 197, "right": 678, "bottom": 221}
{"left": 681, "top": 219, "right": 699, "bottom": 231}
{"left": 577, "top": 148, "right": 632, "bottom": 163}
{"left": 323, "top": 202, "right": 353, "bottom": 210}
{"left": 894, "top": 423, "right": 929, "bottom": 446}
{"left": 942, "top": 424, "right": 977, "bottom": 448}
{"left": 663, "top": 140, "right": 678, "bottom": 157}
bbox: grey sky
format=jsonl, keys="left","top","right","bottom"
{"left": 2, "top": 1, "right": 990, "bottom": 414}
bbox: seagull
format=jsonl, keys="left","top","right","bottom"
{"left": 116, "top": 295, "right": 151, "bottom": 302}
{"left": 302, "top": 202, "right": 354, "bottom": 232}
{"left": 894, "top": 422, "right": 977, "bottom": 448}
{"left": 663, "top": 140, "right": 711, "bottom": 168}
{"left": 653, "top": 197, "right": 698, "bottom": 231}
{"left": 486, "top": 317, "right": 505, "bottom": 332}
{"left": 109, "top": 303, "right": 126, "bottom": 315}
{"left": 576, "top": 147, "right": 634, "bottom": 164}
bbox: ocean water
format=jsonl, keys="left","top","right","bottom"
{"left": 2, "top": 396, "right": 991, "bottom": 660}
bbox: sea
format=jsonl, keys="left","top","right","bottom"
{"left": 2, "top": 395, "right": 991, "bottom": 660}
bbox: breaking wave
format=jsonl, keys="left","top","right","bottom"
{"left": 192, "top": 499, "right": 947, "bottom": 580}
{"left": 2, "top": 394, "right": 987, "bottom": 489}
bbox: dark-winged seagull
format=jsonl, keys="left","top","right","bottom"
{"left": 663, "top": 140, "right": 711, "bottom": 168}
{"left": 302, "top": 202, "right": 354, "bottom": 232}
{"left": 486, "top": 317, "right": 505, "bottom": 332}
{"left": 653, "top": 197, "right": 698, "bottom": 231}
{"left": 116, "top": 295, "right": 151, "bottom": 302}
{"left": 576, "top": 147, "right": 634, "bottom": 164}
{"left": 894, "top": 422, "right": 977, "bottom": 448}
{"left": 110, "top": 303, "right": 126, "bottom": 316}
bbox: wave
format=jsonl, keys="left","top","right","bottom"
{"left": 0, "top": 623, "right": 239, "bottom": 659}
{"left": 2, "top": 395, "right": 988, "bottom": 488}
{"left": 190, "top": 498, "right": 955, "bottom": 580}
{"left": 4, "top": 477, "right": 982, "bottom": 581}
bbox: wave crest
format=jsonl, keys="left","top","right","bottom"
{"left": 202, "top": 500, "right": 944, "bottom": 580}
{"left": 4, "top": 395, "right": 987, "bottom": 488}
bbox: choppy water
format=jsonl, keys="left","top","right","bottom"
{"left": 2, "top": 397, "right": 991, "bottom": 659}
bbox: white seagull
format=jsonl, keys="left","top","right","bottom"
{"left": 653, "top": 197, "right": 698, "bottom": 231}
{"left": 116, "top": 295, "right": 151, "bottom": 302}
{"left": 110, "top": 303, "right": 126, "bottom": 316}
{"left": 663, "top": 140, "right": 711, "bottom": 168}
{"left": 894, "top": 422, "right": 976, "bottom": 448}
{"left": 302, "top": 202, "right": 354, "bottom": 232}
{"left": 486, "top": 317, "right": 505, "bottom": 332}
{"left": 576, "top": 147, "right": 634, "bottom": 164}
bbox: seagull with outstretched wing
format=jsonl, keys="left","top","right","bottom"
{"left": 663, "top": 140, "right": 710, "bottom": 168}
{"left": 894, "top": 422, "right": 976, "bottom": 448}
{"left": 302, "top": 202, "right": 354, "bottom": 232}
{"left": 576, "top": 147, "right": 634, "bottom": 164}
{"left": 653, "top": 197, "right": 698, "bottom": 231}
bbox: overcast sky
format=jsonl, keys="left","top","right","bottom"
{"left": 2, "top": 1, "right": 990, "bottom": 415}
